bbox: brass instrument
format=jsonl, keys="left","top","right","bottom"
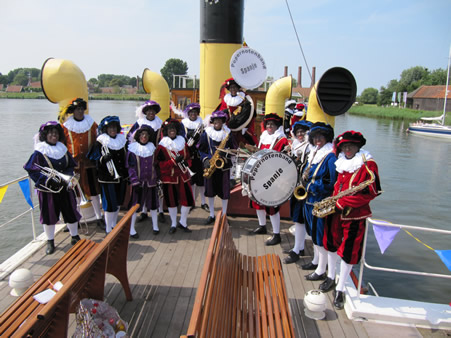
{"left": 101, "top": 145, "right": 121, "bottom": 180}
{"left": 203, "top": 133, "right": 230, "bottom": 179}
{"left": 312, "top": 154, "right": 375, "bottom": 218}
{"left": 187, "top": 124, "right": 204, "bottom": 147}
{"left": 168, "top": 149, "right": 195, "bottom": 177}
{"left": 157, "top": 180, "right": 164, "bottom": 199}
{"left": 293, "top": 147, "right": 318, "bottom": 201}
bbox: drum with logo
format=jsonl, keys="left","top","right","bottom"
{"left": 241, "top": 149, "right": 297, "bottom": 206}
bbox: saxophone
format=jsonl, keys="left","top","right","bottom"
{"left": 203, "top": 133, "right": 230, "bottom": 179}
{"left": 312, "top": 154, "right": 375, "bottom": 218}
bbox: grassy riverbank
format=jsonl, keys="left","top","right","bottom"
{"left": 348, "top": 105, "right": 450, "bottom": 124}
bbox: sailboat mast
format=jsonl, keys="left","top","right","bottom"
{"left": 442, "top": 45, "right": 451, "bottom": 126}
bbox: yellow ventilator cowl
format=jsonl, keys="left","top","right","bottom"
{"left": 264, "top": 76, "right": 292, "bottom": 118}
{"left": 41, "top": 58, "right": 89, "bottom": 120}
{"left": 306, "top": 67, "right": 357, "bottom": 128}
{"left": 142, "top": 69, "right": 170, "bottom": 121}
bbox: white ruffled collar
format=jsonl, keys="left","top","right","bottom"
{"left": 335, "top": 149, "right": 373, "bottom": 173}
{"left": 128, "top": 141, "right": 155, "bottom": 158}
{"left": 34, "top": 141, "right": 68, "bottom": 159}
{"left": 159, "top": 135, "right": 186, "bottom": 151}
{"left": 308, "top": 142, "right": 334, "bottom": 165}
{"left": 259, "top": 126, "right": 286, "bottom": 149}
{"left": 224, "top": 92, "right": 245, "bottom": 107}
{"left": 63, "top": 115, "right": 95, "bottom": 133}
{"left": 182, "top": 116, "right": 202, "bottom": 130}
{"left": 97, "top": 133, "right": 126, "bottom": 150}
{"left": 285, "top": 108, "right": 295, "bottom": 115}
{"left": 205, "top": 125, "right": 231, "bottom": 142}
{"left": 137, "top": 116, "right": 163, "bottom": 131}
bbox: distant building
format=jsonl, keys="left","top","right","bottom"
{"left": 407, "top": 85, "right": 451, "bottom": 112}
{"left": 6, "top": 85, "right": 23, "bottom": 93}
{"left": 28, "top": 81, "right": 41, "bottom": 89}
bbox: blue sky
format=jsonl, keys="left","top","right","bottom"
{"left": 2, "top": 0, "right": 450, "bottom": 94}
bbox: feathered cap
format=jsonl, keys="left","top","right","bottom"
{"left": 209, "top": 110, "right": 229, "bottom": 124}
{"left": 39, "top": 121, "right": 65, "bottom": 143}
{"left": 292, "top": 120, "right": 312, "bottom": 134}
{"left": 162, "top": 118, "right": 182, "bottom": 136}
{"left": 285, "top": 100, "right": 297, "bottom": 109}
{"left": 262, "top": 113, "right": 283, "bottom": 129}
{"left": 183, "top": 103, "right": 201, "bottom": 115}
{"left": 133, "top": 125, "right": 155, "bottom": 143}
{"left": 334, "top": 130, "right": 366, "bottom": 153}
{"left": 136, "top": 100, "right": 161, "bottom": 119}
{"left": 308, "top": 122, "right": 334, "bottom": 145}
{"left": 98, "top": 116, "right": 121, "bottom": 134}
{"left": 58, "top": 97, "right": 87, "bottom": 122}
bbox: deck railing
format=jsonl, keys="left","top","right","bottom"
{"left": 358, "top": 218, "right": 451, "bottom": 299}
{"left": 0, "top": 176, "right": 38, "bottom": 240}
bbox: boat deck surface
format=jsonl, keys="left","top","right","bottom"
{"left": 0, "top": 201, "right": 444, "bottom": 337}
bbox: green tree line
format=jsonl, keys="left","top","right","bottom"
{"left": 358, "top": 66, "right": 448, "bottom": 106}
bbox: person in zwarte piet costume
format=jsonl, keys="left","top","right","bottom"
{"left": 218, "top": 77, "right": 258, "bottom": 146}
{"left": 290, "top": 102, "right": 307, "bottom": 127}
{"left": 320, "top": 131, "right": 381, "bottom": 309}
{"left": 283, "top": 99, "right": 297, "bottom": 135}
{"left": 24, "top": 121, "right": 81, "bottom": 255}
{"left": 250, "top": 113, "right": 290, "bottom": 246}
{"left": 88, "top": 116, "right": 128, "bottom": 234}
{"left": 198, "top": 110, "right": 237, "bottom": 224}
{"left": 60, "top": 98, "right": 104, "bottom": 228}
{"left": 126, "top": 125, "right": 160, "bottom": 238}
{"left": 155, "top": 118, "right": 194, "bottom": 234}
{"left": 127, "top": 100, "right": 166, "bottom": 223}
{"left": 181, "top": 103, "right": 209, "bottom": 212}
{"left": 301, "top": 123, "right": 337, "bottom": 281}
{"left": 283, "top": 120, "right": 313, "bottom": 264}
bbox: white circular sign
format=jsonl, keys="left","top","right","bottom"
{"left": 230, "top": 47, "right": 267, "bottom": 90}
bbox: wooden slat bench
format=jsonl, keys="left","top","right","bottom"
{"left": 182, "top": 211, "right": 294, "bottom": 338}
{"left": 0, "top": 204, "right": 139, "bottom": 337}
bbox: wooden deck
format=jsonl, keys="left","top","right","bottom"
{"left": 0, "top": 200, "right": 434, "bottom": 337}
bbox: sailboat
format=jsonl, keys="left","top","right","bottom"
{"left": 408, "top": 47, "right": 451, "bottom": 139}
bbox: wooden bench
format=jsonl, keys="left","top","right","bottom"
{"left": 182, "top": 211, "right": 294, "bottom": 338}
{"left": 0, "top": 204, "right": 139, "bottom": 337}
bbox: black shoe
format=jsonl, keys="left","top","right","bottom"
{"left": 130, "top": 233, "right": 140, "bottom": 239}
{"left": 169, "top": 226, "right": 177, "bottom": 234}
{"left": 158, "top": 212, "right": 166, "bottom": 223}
{"left": 190, "top": 206, "right": 195, "bottom": 212}
{"left": 251, "top": 226, "right": 267, "bottom": 235}
{"left": 137, "top": 213, "right": 148, "bottom": 222}
{"left": 201, "top": 204, "right": 210, "bottom": 212}
{"left": 177, "top": 223, "right": 192, "bottom": 233}
{"left": 305, "top": 272, "right": 327, "bottom": 281}
{"left": 333, "top": 290, "right": 345, "bottom": 309}
{"left": 301, "top": 262, "right": 318, "bottom": 270}
{"left": 46, "top": 240, "right": 55, "bottom": 255}
{"left": 97, "top": 219, "right": 106, "bottom": 230}
{"left": 319, "top": 277, "right": 336, "bottom": 292}
{"left": 153, "top": 229, "right": 160, "bottom": 235}
{"left": 71, "top": 235, "right": 81, "bottom": 245}
{"left": 205, "top": 216, "right": 215, "bottom": 225}
{"left": 282, "top": 248, "right": 305, "bottom": 256}
{"left": 265, "top": 234, "right": 281, "bottom": 246}
{"left": 283, "top": 250, "right": 300, "bottom": 264}
{"left": 63, "top": 227, "right": 69, "bottom": 232}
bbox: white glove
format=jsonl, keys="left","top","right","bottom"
{"left": 241, "top": 127, "right": 248, "bottom": 135}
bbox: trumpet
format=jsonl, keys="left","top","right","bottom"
{"left": 168, "top": 150, "right": 195, "bottom": 177}
{"left": 101, "top": 145, "right": 121, "bottom": 180}
{"left": 187, "top": 124, "right": 204, "bottom": 147}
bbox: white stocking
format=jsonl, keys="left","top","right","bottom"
{"left": 104, "top": 211, "right": 115, "bottom": 233}
{"left": 315, "top": 245, "right": 327, "bottom": 275}
{"left": 293, "top": 222, "right": 306, "bottom": 253}
{"left": 256, "top": 209, "right": 266, "bottom": 226}
{"left": 312, "top": 244, "right": 320, "bottom": 264}
{"left": 150, "top": 209, "right": 159, "bottom": 231}
{"left": 193, "top": 184, "right": 199, "bottom": 202}
{"left": 327, "top": 251, "right": 339, "bottom": 279}
{"left": 221, "top": 199, "right": 228, "bottom": 215}
{"left": 130, "top": 212, "right": 137, "bottom": 235}
{"left": 336, "top": 260, "right": 353, "bottom": 292}
{"left": 179, "top": 206, "right": 190, "bottom": 227}
{"left": 43, "top": 224, "right": 55, "bottom": 240}
{"left": 199, "top": 186, "right": 206, "bottom": 204}
{"left": 269, "top": 212, "right": 280, "bottom": 234}
{"left": 208, "top": 197, "right": 215, "bottom": 218}
{"left": 66, "top": 222, "right": 79, "bottom": 237}
{"left": 168, "top": 207, "right": 178, "bottom": 228}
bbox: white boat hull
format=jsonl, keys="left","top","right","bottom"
{"left": 408, "top": 123, "right": 451, "bottom": 139}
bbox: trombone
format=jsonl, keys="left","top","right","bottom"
{"left": 101, "top": 145, "right": 121, "bottom": 180}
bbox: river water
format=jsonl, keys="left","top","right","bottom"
{"left": 0, "top": 99, "right": 450, "bottom": 304}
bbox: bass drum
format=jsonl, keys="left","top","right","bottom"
{"left": 241, "top": 149, "right": 297, "bottom": 207}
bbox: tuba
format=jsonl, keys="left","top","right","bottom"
{"left": 312, "top": 154, "right": 375, "bottom": 218}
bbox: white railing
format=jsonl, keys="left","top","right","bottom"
{"left": 0, "top": 176, "right": 38, "bottom": 240}
{"left": 358, "top": 218, "right": 451, "bottom": 299}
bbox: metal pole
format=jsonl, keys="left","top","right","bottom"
{"left": 28, "top": 177, "right": 37, "bottom": 241}
{"left": 357, "top": 219, "right": 371, "bottom": 299}
{"left": 442, "top": 45, "right": 450, "bottom": 126}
